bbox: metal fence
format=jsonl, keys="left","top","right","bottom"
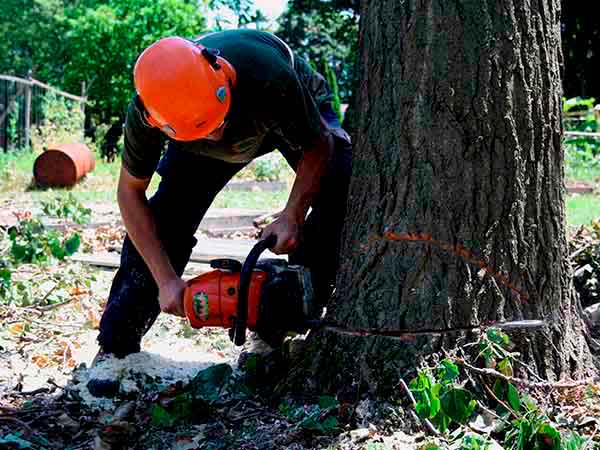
{"left": 0, "top": 74, "right": 86, "bottom": 152}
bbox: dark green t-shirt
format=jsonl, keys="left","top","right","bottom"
{"left": 122, "top": 29, "right": 332, "bottom": 179}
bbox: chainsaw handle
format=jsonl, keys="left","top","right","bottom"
{"left": 232, "top": 234, "right": 277, "bottom": 346}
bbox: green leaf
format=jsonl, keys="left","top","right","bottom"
{"left": 318, "top": 395, "right": 339, "bottom": 410}
{"left": 564, "top": 431, "right": 585, "bottom": 450}
{"left": 506, "top": 383, "right": 521, "bottom": 411}
{"left": 410, "top": 371, "right": 432, "bottom": 391}
{"left": 492, "top": 379, "right": 505, "bottom": 399}
{"left": 497, "top": 358, "right": 513, "bottom": 376}
{"left": 430, "top": 393, "right": 441, "bottom": 418}
{"left": 318, "top": 415, "right": 338, "bottom": 433}
{"left": 537, "top": 423, "right": 561, "bottom": 450}
{"left": 438, "top": 358, "right": 460, "bottom": 384}
{"left": 10, "top": 243, "right": 29, "bottom": 263}
{"left": 415, "top": 389, "right": 432, "bottom": 418}
{"left": 486, "top": 328, "right": 510, "bottom": 347}
{"left": 0, "top": 268, "right": 11, "bottom": 283}
{"left": 189, "top": 363, "right": 232, "bottom": 403}
{"left": 436, "top": 413, "right": 451, "bottom": 433}
{"left": 63, "top": 234, "right": 81, "bottom": 256}
{"left": 150, "top": 404, "right": 175, "bottom": 427}
{"left": 0, "top": 433, "right": 34, "bottom": 448}
{"left": 8, "top": 226, "right": 17, "bottom": 241}
{"left": 440, "top": 388, "right": 475, "bottom": 423}
{"left": 48, "top": 236, "right": 65, "bottom": 259}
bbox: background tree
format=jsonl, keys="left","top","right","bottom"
{"left": 206, "top": 0, "right": 256, "bottom": 30}
{"left": 561, "top": 1, "right": 600, "bottom": 100}
{"left": 285, "top": 0, "right": 595, "bottom": 396}
{"left": 277, "top": 0, "right": 358, "bottom": 105}
{"left": 62, "top": 0, "right": 205, "bottom": 124}
{"left": 0, "top": 0, "right": 68, "bottom": 81}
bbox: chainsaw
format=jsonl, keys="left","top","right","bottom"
{"left": 184, "top": 236, "right": 547, "bottom": 348}
{"left": 183, "top": 235, "right": 320, "bottom": 347}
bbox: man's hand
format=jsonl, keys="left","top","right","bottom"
{"left": 158, "top": 277, "right": 187, "bottom": 317}
{"left": 261, "top": 211, "right": 302, "bottom": 254}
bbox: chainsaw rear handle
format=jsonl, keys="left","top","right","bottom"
{"left": 232, "top": 234, "right": 277, "bottom": 346}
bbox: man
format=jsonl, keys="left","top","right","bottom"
{"left": 97, "top": 29, "right": 351, "bottom": 358}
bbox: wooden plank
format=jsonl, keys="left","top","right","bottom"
{"left": 87, "top": 239, "right": 285, "bottom": 265}
{"left": 191, "top": 238, "right": 283, "bottom": 262}
{"left": 70, "top": 252, "right": 212, "bottom": 276}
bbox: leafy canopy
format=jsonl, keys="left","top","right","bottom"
{"left": 63, "top": 0, "right": 206, "bottom": 120}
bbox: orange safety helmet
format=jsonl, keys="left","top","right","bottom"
{"left": 133, "top": 36, "right": 237, "bottom": 141}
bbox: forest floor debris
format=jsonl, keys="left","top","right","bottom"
{"left": 1, "top": 199, "right": 600, "bottom": 449}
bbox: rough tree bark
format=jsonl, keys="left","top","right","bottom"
{"left": 284, "top": 0, "right": 595, "bottom": 397}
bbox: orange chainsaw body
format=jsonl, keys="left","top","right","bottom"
{"left": 184, "top": 269, "right": 268, "bottom": 330}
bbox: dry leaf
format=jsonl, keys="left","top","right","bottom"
{"left": 87, "top": 309, "right": 101, "bottom": 329}
{"left": 8, "top": 323, "right": 25, "bottom": 335}
{"left": 68, "top": 286, "right": 88, "bottom": 296}
{"left": 32, "top": 354, "right": 50, "bottom": 368}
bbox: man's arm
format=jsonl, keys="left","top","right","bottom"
{"left": 262, "top": 117, "right": 334, "bottom": 254}
{"left": 117, "top": 166, "right": 186, "bottom": 316}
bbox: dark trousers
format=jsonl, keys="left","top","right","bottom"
{"left": 97, "top": 134, "right": 351, "bottom": 357}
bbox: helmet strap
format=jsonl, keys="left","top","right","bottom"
{"left": 201, "top": 48, "right": 221, "bottom": 70}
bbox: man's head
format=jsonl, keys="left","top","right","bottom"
{"left": 133, "top": 37, "right": 237, "bottom": 141}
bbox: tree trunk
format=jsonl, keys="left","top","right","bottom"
{"left": 284, "top": 0, "right": 595, "bottom": 397}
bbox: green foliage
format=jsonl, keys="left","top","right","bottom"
{"left": 320, "top": 56, "right": 343, "bottom": 122}
{"left": 5, "top": 217, "right": 80, "bottom": 266}
{"left": 63, "top": 0, "right": 206, "bottom": 121}
{"left": 150, "top": 393, "right": 194, "bottom": 428}
{"left": 278, "top": 396, "right": 340, "bottom": 433}
{"left": 562, "top": 3, "right": 599, "bottom": 101}
{"left": 0, "top": 150, "right": 37, "bottom": 193}
{"left": 478, "top": 328, "right": 513, "bottom": 370}
{"left": 0, "top": 431, "right": 51, "bottom": 449}
{"left": 0, "top": 0, "right": 68, "bottom": 81}
{"left": 409, "top": 359, "right": 476, "bottom": 433}
{"left": 0, "top": 263, "right": 95, "bottom": 307}
{"left": 251, "top": 156, "right": 290, "bottom": 182}
{"left": 41, "top": 193, "right": 92, "bottom": 224}
{"left": 30, "top": 93, "right": 84, "bottom": 152}
{"left": 278, "top": 0, "right": 358, "bottom": 103}
{"left": 206, "top": 0, "right": 265, "bottom": 29}
{"left": 563, "top": 97, "right": 600, "bottom": 182}
{"left": 236, "top": 153, "right": 293, "bottom": 182}
{"left": 564, "top": 432, "right": 586, "bottom": 450}
{"left": 189, "top": 363, "right": 233, "bottom": 403}
{"left": 459, "top": 434, "right": 490, "bottom": 450}
{"left": 149, "top": 364, "right": 236, "bottom": 428}
{"left": 408, "top": 350, "right": 594, "bottom": 450}
{"left": 504, "top": 400, "right": 562, "bottom": 450}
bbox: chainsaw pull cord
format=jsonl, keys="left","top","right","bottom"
{"left": 232, "top": 234, "right": 278, "bottom": 346}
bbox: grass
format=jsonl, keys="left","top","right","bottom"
{"left": 566, "top": 194, "right": 600, "bottom": 226}
{"left": 566, "top": 163, "right": 600, "bottom": 183}
{"left": 2, "top": 148, "right": 600, "bottom": 224}
{"left": 0, "top": 149, "right": 289, "bottom": 210}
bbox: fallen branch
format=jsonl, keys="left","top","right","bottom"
{"left": 569, "top": 243, "right": 594, "bottom": 261}
{"left": 398, "top": 378, "right": 440, "bottom": 436}
{"left": 481, "top": 381, "right": 522, "bottom": 420}
{"left": 457, "top": 358, "right": 598, "bottom": 389}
